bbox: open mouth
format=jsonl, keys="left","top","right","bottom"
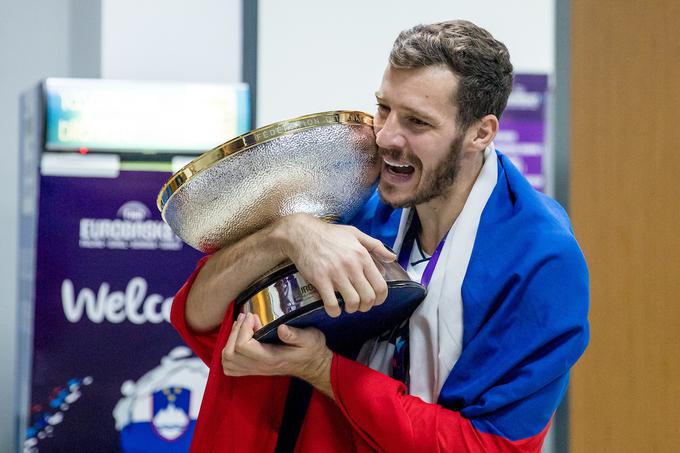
{"left": 383, "top": 157, "right": 415, "bottom": 176}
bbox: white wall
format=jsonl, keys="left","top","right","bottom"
{"left": 101, "top": 0, "right": 242, "bottom": 83}
{"left": 0, "top": 3, "right": 73, "bottom": 450}
{"left": 257, "top": 0, "right": 554, "bottom": 126}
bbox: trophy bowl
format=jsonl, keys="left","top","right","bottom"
{"left": 157, "top": 111, "right": 381, "bottom": 253}
{"left": 236, "top": 259, "right": 425, "bottom": 351}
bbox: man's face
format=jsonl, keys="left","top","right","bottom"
{"left": 374, "top": 65, "right": 466, "bottom": 208}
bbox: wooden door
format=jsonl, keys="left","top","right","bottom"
{"left": 570, "top": 1, "right": 680, "bottom": 451}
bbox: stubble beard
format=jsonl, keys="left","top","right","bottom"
{"left": 378, "top": 132, "right": 464, "bottom": 209}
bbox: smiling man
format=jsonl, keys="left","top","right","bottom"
{"left": 171, "top": 20, "right": 589, "bottom": 452}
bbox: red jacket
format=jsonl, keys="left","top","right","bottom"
{"left": 171, "top": 257, "right": 548, "bottom": 452}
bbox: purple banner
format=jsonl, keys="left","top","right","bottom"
{"left": 496, "top": 74, "right": 550, "bottom": 191}
{"left": 27, "top": 170, "right": 205, "bottom": 452}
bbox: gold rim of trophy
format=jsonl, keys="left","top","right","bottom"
{"left": 156, "top": 110, "right": 374, "bottom": 217}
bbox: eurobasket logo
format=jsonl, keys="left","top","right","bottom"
{"left": 79, "top": 201, "right": 182, "bottom": 251}
{"left": 113, "top": 347, "right": 208, "bottom": 452}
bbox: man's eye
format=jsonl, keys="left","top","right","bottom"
{"left": 376, "top": 104, "right": 390, "bottom": 114}
{"left": 409, "top": 117, "right": 429, "bottom": 127}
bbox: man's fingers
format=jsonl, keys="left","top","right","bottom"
{"left": 278, "top": 325, "right": 322, "bottom": 348}
{"left": 234, "top": 313, "right": 271, "bottom": 361}
{"left": 252, "top": 313, "right": 263, "bottom": 331}
{"left": 316, "top": 283, "right": 341, "bottom": 317}
{"left": 355, "top": 232, "right": 396, "bottom": 262}
{"left": 223, "top": 368, "right": 248, "bottom": 377}
{"left": 223, "top": 354, "right": 268, "bottom": 376}
{"left": 336, "top": 277, "right": 361, "bottom": 314}
{"left": 223, "top": 313, "right": 245, "bottom": 359}
{"left": 235, "top": 313, "right": 256, "bottom": 347}
{"left": 349, "top": 269, "right": 377, "bottom": 312}
{"left": 278, "top": 324, "right": 304, "bottom": 345}
{"left": 372, "top": 256, "right": 386, "bottom": 277}
{"left": 364, "top": 261, "right": 389, "bottom": 306}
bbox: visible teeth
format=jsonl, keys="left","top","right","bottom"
{"left": 383, "top": 158, "right": 411, "bottom": 168}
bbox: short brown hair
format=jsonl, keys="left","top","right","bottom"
{"left": 390, "top": 20, "right": 513, "bottom": 131}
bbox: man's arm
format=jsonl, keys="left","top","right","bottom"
{"left": 185, "top": 213, "right": 396, "bottom": 333}
{"left": 221, "top": 314, "right": 549, "bottom": 453}
{"left": 185, "top": 221, "right": 287, "bottom": 333}
{"left": 327, "top": 354, "right": 552, "bottom": 453}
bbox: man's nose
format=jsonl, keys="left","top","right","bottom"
{"left": 375, "top": 115, "right": 406, "bottom": 150}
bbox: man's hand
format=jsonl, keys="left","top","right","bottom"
{"left": 184, "top": 212, "right": 395, "bottom": 333}
{"left": 222, "top": 312, "right": 334, "bottom": 398}
{"left": 274, "top": 213, "right": 396, "bottom": 317}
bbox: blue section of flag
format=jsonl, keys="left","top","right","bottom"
{"left": 440, "top": 152, "right": 589, "bottom": 440}
{"left": 348, "top": 151, "right": 589, "bottom": 441}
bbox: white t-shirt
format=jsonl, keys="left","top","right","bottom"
{"left": 405, "top": 237, "right": 430, "bottom": 284}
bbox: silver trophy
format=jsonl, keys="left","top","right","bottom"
{"left": 158, "top": 111, "right": 425, "bottom": 348}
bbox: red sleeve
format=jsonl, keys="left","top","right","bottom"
{"left": 330, "top": 354, "right": 549, "bottom": 453}
{"left": 170, "top": 255, "right": 220, "bottom": 366}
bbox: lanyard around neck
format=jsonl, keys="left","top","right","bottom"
{"left": 397, "top": 214, "right": 446, "bottom": 288}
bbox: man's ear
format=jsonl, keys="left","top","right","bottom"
{"left": 468, "top": 114, "right": 499, "bottom": 151}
